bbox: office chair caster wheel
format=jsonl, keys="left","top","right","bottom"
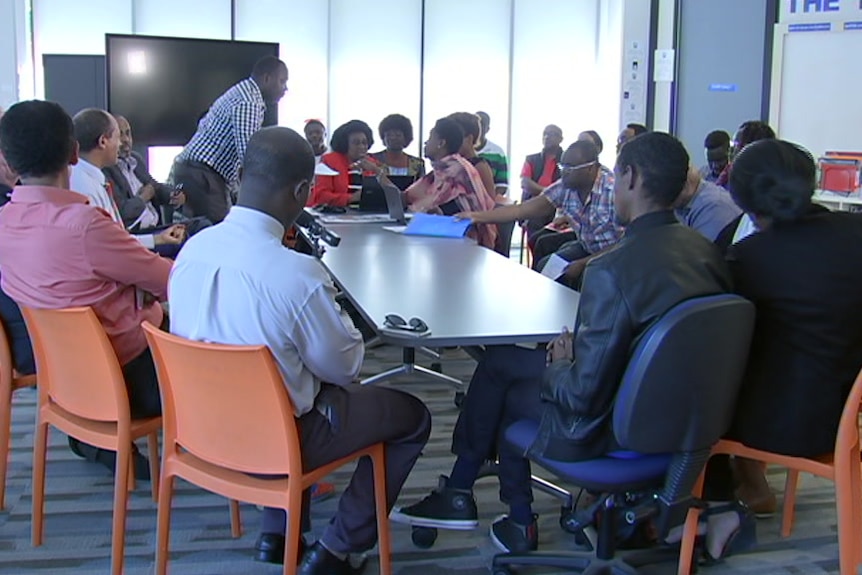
{"left": 454, "top": 392, "right": 465, "bottom": 409}
{"left": 411, "top": 526, "right": 437, "bottom": 548}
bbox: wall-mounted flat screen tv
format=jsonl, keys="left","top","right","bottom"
{"left": 106, "top": 34, "right": 279, "bottom": 146}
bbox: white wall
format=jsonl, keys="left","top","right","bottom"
{"left": 233, "top": 0, "right": 329, "bottom": 136}
{"left": 32, "top": 0, "right": 133, "bottom": 98}
{"left": 0, "top": 0, "right": 22, "bottom": 109}
{"left": 509, "top": 0, "right": 623, "bottom": 172}
{"left": 134, "top": 0, "right": 231, "bottom": 39}
{"left": 329, "top": 0, "right": 423, "bottom": 157}
{"left": 422, "top": 0, "right": 512, "bottom": 161}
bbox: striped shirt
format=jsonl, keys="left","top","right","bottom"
{"left": 476, "top": 139, "right": 509, "bottom": 191}
{"left": 177, "top": 78, "right": 266, "bottom": 184}
{"left": 541, "top": 168, "right": 623, "bottom": 254}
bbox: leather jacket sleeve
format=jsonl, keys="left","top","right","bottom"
{"left": 541, "top": 263, "right": 634, "bottom": 418}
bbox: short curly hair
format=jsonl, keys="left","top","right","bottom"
{"left": 0, "top": 100, "right": 76, "bottom": 178}
{"left": 329, "top": 120, "right": 374, "bottom": 155}
{"left": 378, "top": 114, "right": 414, "bottom": 147}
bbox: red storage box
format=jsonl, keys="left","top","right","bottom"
{"left": 819, "top": 154, "right": 861, "bottom": 194}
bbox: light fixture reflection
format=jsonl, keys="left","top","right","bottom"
{"left": 128, "top": 51, "right": 147, "bottom": 75}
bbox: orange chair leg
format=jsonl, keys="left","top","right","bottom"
{"left": 781, "top": 469, "right": 800, "bottom": 538}
{"left": 111, "top": 443, "right": 131, "bottom": 575}
{"left": 836, "top": 452, "right": 862, "bottom": 574}
{"left": 372, "top": 446, "right": 392, "bottom": 575}
{"left": 156, "top": 473, "right": 175, "bottom": 575}
{"left": 677, "top": 471, "right": 705, "bottom": 575}
{"left": 850, "top": 457, "right": 862, "bottom": 568}
{"left": 229, "top": 499, "right": 242, "bottom": 538}
{"left": 283, "top": 485, "right": 305, "bottom": 575}
{"left": 31, "top": 420, "right": 48, "bottom": 547}
{"left": 148, "top": 432, "right": 160, "bottom": 503}
{"left": 0, "top": 388, "right": 12, "bottom": 510}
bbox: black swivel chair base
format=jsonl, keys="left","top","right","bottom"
{"left": 492, "top": 492, "right": 690, "bottom": 575}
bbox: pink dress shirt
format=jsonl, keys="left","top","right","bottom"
{"left": 0, "top": 186, "right": 172, "bottom": 366}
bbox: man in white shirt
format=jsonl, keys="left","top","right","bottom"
{"left": 169, "top": 126, "right": 431, "bottom": 574}
{"left": 70, "top": 109, "right": 184, "bottom": 251}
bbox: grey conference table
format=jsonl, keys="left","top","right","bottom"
{"left": 315, "top": 221, "right": 581, "bottom": 386}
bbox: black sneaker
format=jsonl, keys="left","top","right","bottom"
{"left": 490, "top": 514, "right": 539, "bottom": 553}
{"left": 389, "top": 476, "right": 478, "bottom": 530}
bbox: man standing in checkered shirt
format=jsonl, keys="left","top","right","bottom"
{"left": 172, "top": 56, "right": 288, "bottom": 224}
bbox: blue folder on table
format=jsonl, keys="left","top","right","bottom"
{"left": 403, "top": 213, "right": 471, "bottom": 239}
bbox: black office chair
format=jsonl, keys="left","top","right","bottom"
{"left": 492, "top": 294, "right": 755, "bottom": 575}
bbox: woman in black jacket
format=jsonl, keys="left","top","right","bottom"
{"left": 702, "top": 139, "right": 862, "bottom": 560}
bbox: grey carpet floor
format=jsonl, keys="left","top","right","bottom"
{"left": 0, "top": 345, "right": 844, "bottom": 574}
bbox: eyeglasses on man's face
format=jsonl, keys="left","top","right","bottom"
{"left": 558, "top": 160, "right": 597, "bottom": 174}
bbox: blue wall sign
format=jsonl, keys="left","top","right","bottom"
{"left": 709, "top": 83, "right": 739, "bottom": 92}
{"left": 788, "top": 22, "right": 834, "bottom": 30}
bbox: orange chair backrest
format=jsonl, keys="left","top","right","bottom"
{"left": 142, "top": 323, "right": 300, "bottom": 476}
{"left": 0, "top": 319, "right": 14, "bottom": 391}
{"left": 835, "top": 365, "right": 862, "bottom": 455}
{"left": 21, "top": 307, "right": 129, "bottom": 423}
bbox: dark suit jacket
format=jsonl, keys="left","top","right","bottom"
{"left": 728, "top": 206, "right": 862, "bottom": 457}
{"left": 531, "top": 210, "right": 733, "bottom": 461}
{"left": 103, "top": 152, "right": 172, "bottom": 229}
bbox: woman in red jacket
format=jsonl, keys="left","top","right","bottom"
{"left": 309, "top": 120, "right": 378, "bottom": 208}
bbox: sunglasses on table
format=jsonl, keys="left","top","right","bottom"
{"left": 557, "top": 160, "right": 597, "bottom": 174}
{"left": 383, "top": 314, "right": 429, "bottom": 334}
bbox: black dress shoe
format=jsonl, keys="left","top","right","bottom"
{"left": 254, "top": 533, "right": 307, "bottom": 565}
{"left": 298, "top": 541, "right": 366, "bottom": 575}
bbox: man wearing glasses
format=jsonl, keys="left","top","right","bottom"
{"left": 458, "top": 140, "right": 622, "bottom": 288}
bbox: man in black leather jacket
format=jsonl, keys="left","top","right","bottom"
{"left": 391, "top": 132, "right": 733, "bottom": 553}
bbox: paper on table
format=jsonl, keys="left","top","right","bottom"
{"left": 541, "top": 254, "right": 569, "bottom": 280}
{"left": 383, "top": 225, "right": 408, "bottom": 233}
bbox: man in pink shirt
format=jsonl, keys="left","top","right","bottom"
{"left": 0, "top": 100, "right": 172, "bottom": 478}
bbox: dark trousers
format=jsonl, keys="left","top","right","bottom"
{"left": 534, "top": 238, "right": 590, "bottom": 290}
{"left": 261, "top": 383, "right": 431, "bottom": 554}
{"left": 702, "top": 455, "right": 735, "bottom": 501}
{"left": 171, "top": 160, "right": 230, "bottom": 224}
{"left": 124, "top": 348, "right": 162, "bottom": 419}
{"left": 452, "top": 345, "right": 545, "bottom": 507}
{"left": 529, "top": 229, "right": 576, "bottom": 263}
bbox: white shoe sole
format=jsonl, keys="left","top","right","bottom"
{"left": 389, "top": 508, "right": 478, "bottom": 530}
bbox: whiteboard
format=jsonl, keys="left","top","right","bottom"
{"left": 770, "top": 26, "right": 862, "bottom": 159}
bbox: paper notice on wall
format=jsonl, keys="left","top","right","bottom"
{"left": 653, "top": 49, "right": 675, "bottom": 82}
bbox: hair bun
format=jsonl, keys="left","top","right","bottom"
{"left": 750, "top": 172, "right": 812, "bottom": 222}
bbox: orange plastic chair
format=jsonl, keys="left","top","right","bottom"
{"left": 0, "top": 318, "right": 36, "bottom": 509}
{"left": 142, "top": 322, "right": 391, "bottom": 575}
{"left": 679, "top": 366, "right": 862, "bottom": 575}
{"left": 22, "top": 307, "right": 161, "bottom": 575}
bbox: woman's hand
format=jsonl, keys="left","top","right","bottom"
{"left": 352, "top": 157, "right": 381, "bottom": 176}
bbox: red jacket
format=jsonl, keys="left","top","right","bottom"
{"left": 309, "top": 152, "right": 380, "bottom": 207}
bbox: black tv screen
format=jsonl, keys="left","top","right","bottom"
{"left": 106, "top": 34, "right": 279, "bottom": 146}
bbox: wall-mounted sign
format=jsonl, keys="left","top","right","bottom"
{"left": 781, "top": 0, "right": 862, "bottom": 22}
{"left": 708, "top": 83, "right": 738, "bottom": 92}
